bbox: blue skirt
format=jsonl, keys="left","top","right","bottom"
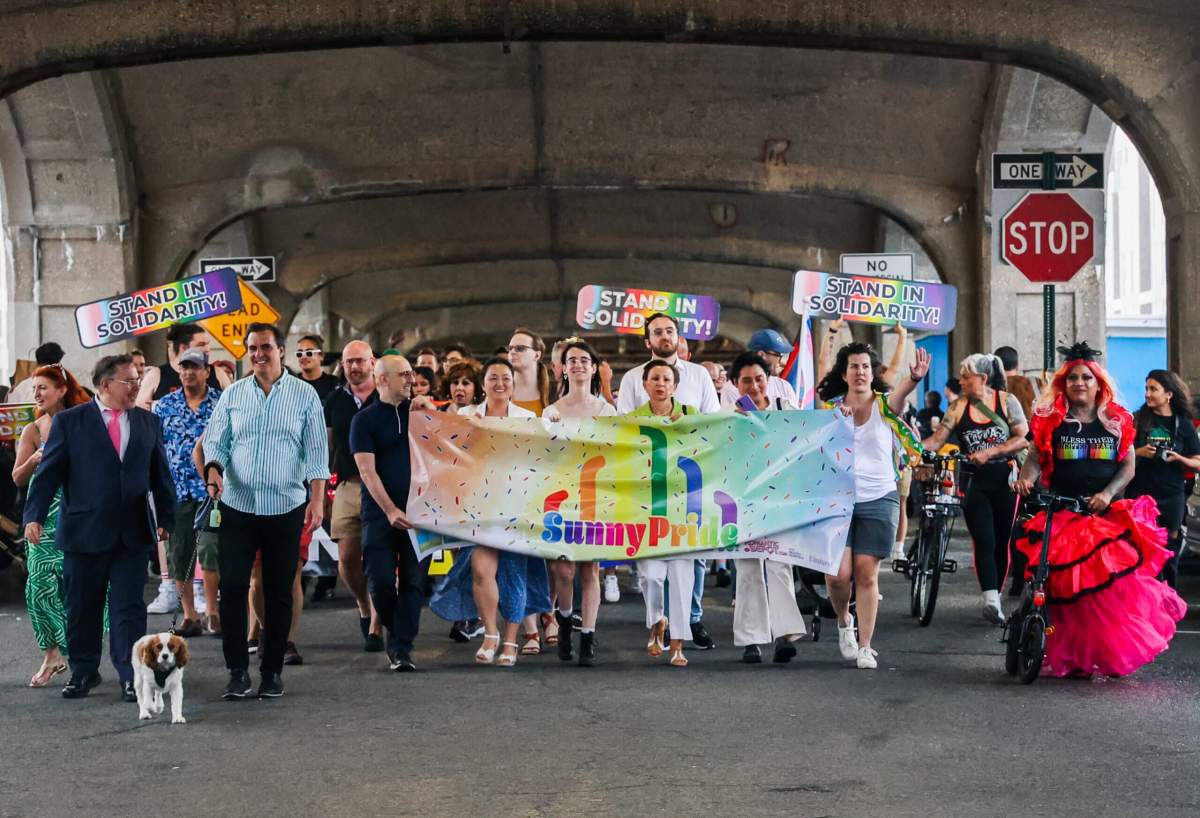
{"left": 430, "top": 546, "right": 552, "bottom": 623}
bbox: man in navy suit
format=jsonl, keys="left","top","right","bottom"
{"left": 24, "top": 354, "right": 175, "bottom": 701}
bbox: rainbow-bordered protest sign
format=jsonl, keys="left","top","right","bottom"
{"left": 406, "top": 409, "right": 854, "bottom": 573}
{"left": 576, "top": 285, "right": 720, "bottom": 341}
{"left": 791, "top": 270, "right": 957, "bottom": 332}
{"left": 74, "top": 269, "right": 243, "bottom": 348}
{"left": 0, "top": 404, "right": 36, "bottom": 442}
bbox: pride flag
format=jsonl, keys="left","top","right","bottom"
{"left": 780, "top": 317, "right": 815, "bottom": 409}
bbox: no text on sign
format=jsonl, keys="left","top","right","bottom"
{"left": 1000, "top": 191, "right": 1095, "bottom": 283}
{"left": 839, "top": 253, "right": 913, "bottom": 280}
{"left": 992, "top": 153, "right": 1104, "bottom": 189}
{"left": 198, "top": 280, "right": 281, "bottom": 358}
{"left": 200, "top": 256, "right": 276, "bottom": 284}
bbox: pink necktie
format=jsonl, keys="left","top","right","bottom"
{"left": 106, "top": 409, "right": 122, "bottom": 457}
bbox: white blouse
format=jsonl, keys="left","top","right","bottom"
{"left": 457, "top": 402, "right": 537, "bottom": 419}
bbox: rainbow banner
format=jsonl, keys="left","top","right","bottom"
{"left": 74, "top": 269, "right": 243, "bottom": 348}
{"left": 406, "top": 409, "right": 855, "bottom": 572}
{"left": 576, "top": 284, "right": 720, "bottom": 341}
{"left": 791, "top": 270, "right": 957, "bottom": 332}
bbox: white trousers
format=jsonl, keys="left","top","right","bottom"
{"left": 733, "top": 558, "right": 806, "bottom": 646}
{"left": 639, "top": 558, "right": 694, "bottom": 642}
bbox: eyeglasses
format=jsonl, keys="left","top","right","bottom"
{"left": 565, "top": 356, "right": 593, "bottom": 366}
{"left": 391, "top": 371, "right": 415, "bottom": 380}
{"left": 113, "top": 377, "right": 141, "bottom": 387}
{"left": 295, "top": 349, "right": 322, "bottom": 359}
{"left": 506, "top": 345, "right": 534, "bottom": 354}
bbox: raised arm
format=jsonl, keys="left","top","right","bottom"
{"left": 887, "top": 347, "right": 929, "bottom": 416}
{"left": 882, "top": 325, "right": 909, "bottom": 389}
{"left": 135, "top": 366, "right": 160, "bottom": 410}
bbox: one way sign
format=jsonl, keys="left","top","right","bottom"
{"left": 199, "top": 256, "right": 276, "bottom": 284}
{"left": 992, "top": 153, "right": 1104, "bottom": 189}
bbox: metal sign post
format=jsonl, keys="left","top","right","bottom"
{"left": 1043, "top": 284, "right": 1055, "bottom": 372}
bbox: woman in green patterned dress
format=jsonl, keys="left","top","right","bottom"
{"left": 11, "top": 364, "right": 92, "bottom": 687}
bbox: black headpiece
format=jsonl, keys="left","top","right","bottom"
{"left": 1056, "top": 341, "right": 1102, "bottom": 363}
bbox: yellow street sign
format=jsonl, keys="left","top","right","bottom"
{"left": 199, "top": 280, "right": 280, "bottom": 359}
{"left": 428, "top": 549, "right": 453, "bottom": 577}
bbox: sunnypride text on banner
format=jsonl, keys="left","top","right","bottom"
{"left": 406, "top": 409, "right": 855, "bottom": 573}
{"left": 74, "top": 268, "right": 243, "bottom": 348}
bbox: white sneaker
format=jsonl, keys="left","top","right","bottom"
{"left": 193, "top": 586, "right": 207, "bottom": 615}
{"left": 603, "top": 574, "right": 621, "bottom": 603}
{"left": 837, "top": 617, "right": 859, "bottom": 660}
{"left": 981, "top": 591, "right": 1005, "bottom": 626}
{"left": 146, "top": 581, "right": 180, "bottom": 614}
{"left": 889, "top": 542, "right": 906, "bottom": 561}
{"left": 856, "top": 646, "right": 879, "bottom": 669}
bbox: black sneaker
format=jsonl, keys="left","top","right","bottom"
{"left": 283, "top": 642, "right": 304, "bottom": 665}
{"left": 465, "top": 619, "right": 485, "bottom": 638}
{"left": 364, "top": 633, "right": 385, "bottom": 653}
{"left": 388, "top": 652, "right": 416, "bottom": 672}
{"left": 247, "top": 638, "right": 259, "bottom": 655}
{"left": 742, "top": 644, "right": 763, "bottom": 664}
{"left": 448, "top": 622, "right": 471, "bottom": 643}
{"left": 556, "top": 612, "right": 574, "bottom": 662}
{"left": 570, "top": 612, "right": 583, "bottom": 632}
{"left": 578, "top": 632, "right": 597, "bottom": 667}
{"left": 222, "top": 669, "right": 253, "bottom": 700}
{"left": 690, "top": 621, "right": 716, "bottom": 650}
{"left": 772, "top": 636, "right": 798, "bottom": 664}
{"left": 258, "top": 672, "right": 284, "bottom": 698}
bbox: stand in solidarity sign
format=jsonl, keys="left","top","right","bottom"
{"left": 791, "top": 270, "right": 957, "bottom": 332}
{"left": 575, "top": 284, "right": 720, "bottom": 341}
{"left": 406, "top": 409, "right": 855, "bottom": 574}
{"left": 75, "top": 268, "right": 243, "bottom": 348}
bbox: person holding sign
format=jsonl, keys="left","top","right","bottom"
{"left": 11, "top": 365, "right": 94, "bottom": 687}
{"left": 727, "top": 352, "right": 808, "bottom": 664}
{"left": 542, "top": 339, "right": 618, "bottom": 667}
{"left": 627, "top": 360, "right": 698, "bottom": 668}
{"left": 816, "top": 343, "right": 929, "bottom": 669}
{"left": 428, "top": 358, "right": 549, "bottom": 668}
{"left": 921, "top": 354, "right": 1029, "bottom": 625}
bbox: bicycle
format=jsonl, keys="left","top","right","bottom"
{"left": 1002, "top": 490, "right": 1088, "bottom": 684}
{"left": 891, "top": 451, "right": 967, "bottom": 626}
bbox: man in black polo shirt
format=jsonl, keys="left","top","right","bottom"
{"left": 350, "top": 354, "right": 427, "bottom": 671}
{"left": 324, "top": 340, "right": 382, "bottom": 651}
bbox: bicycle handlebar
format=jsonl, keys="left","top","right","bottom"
{"left": 1023, "top": 491, "right": 1089, "bottom": 515}
{"left": 921, "top": 450, "right": 969, "bottom": 464}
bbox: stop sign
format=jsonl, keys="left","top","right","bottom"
{"left": 1000, "top": 191, "right": 1095, "bottom": 282}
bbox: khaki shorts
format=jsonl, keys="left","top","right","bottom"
{"left": 168, "top": 499, "right": 219, "bottom": 579}
{"left": 330, "top": 479, "right": 363, "bottom": 539}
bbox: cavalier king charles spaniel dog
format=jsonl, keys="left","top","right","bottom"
{"left": 132, "top": 632, "right": 189, "bottom": 724}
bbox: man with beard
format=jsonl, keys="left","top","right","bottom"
{"left": 324, "top": 340, "right": 383, "bottom": 651}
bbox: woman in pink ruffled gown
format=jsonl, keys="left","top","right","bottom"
{"left": 1013, "top": 342, "right": 1186, "bottom": 677}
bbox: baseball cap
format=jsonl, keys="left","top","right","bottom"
{"left": 177, "top": 348, "right": 209, "bottom": 368}
{"left": 747, "top": 329, "right": 792, "bottom": 355}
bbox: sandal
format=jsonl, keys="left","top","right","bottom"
{"left": 540, "top": 613, "right": 559, "bottom": 646}
{"left": 519, "top": 632, "right": 541, "bottom": 655}
{"left": 29, "top": 660, "right": 67, "bottom": 688}
{"left": 669, "top": 641, "right": 688, "bottom": 668}
{"left": 475, "top": 633, "right": 500, "bottom": 664}
{"left": 497, "top": 642, "right": 519, "bottom": 667}
{"left": 646, "top": 617, "right": 667, "bottom": 657}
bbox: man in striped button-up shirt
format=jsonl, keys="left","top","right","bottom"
{"left": 203, "top": 322, "right": 330, "bottom": 701}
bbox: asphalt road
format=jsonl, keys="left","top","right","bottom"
{"left": 1, "top": 540, "right": 1198, "bottom": 818}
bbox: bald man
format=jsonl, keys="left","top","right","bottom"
{"left": 351, "top": 355, "right": 429, "bottom": 671}
{"left": 324, "top": 340, "right": 383, "bottom": 651}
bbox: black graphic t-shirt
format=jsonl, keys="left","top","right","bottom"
{"left": 1050, "top": 417, "right": 1121, "bottom": 497}
{"left": 951, "top": 392, "right": 1024, "bottom": 490}
{"left": 1128, "top": 412, "right": 1200, "bottom": 499}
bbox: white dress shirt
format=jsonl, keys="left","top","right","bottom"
{"left": 616, "top": 359, "right": 721, "bottom": 414}
{"left": 95, "top": 397, "right": 130, "bottom": 460}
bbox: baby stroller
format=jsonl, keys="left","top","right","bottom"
{"left": 794, "top": 567, "right": 855, "bottom": 642}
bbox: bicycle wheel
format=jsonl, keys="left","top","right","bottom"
{"left": 1017, "top": 614, "right": 1046, "bottom": 684}
{"left": 908, "top": 528, "right": 924, "bottom": 617}
{"left": 916, "top": 517, "right": 945, "bottom": 627}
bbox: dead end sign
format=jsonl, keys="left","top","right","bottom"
{"left": 199, "top": 280, "right": 280, "bottom": 358}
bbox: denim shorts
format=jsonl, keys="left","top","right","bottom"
{"left": 847, "top": 492, "right": 901, "bottom": 559}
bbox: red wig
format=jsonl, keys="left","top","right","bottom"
{"left": 31, "top": 364, "right": 91, "bottom": 418}
{"left": 1031, "top": 357, "right": 1134, "bottom": 485}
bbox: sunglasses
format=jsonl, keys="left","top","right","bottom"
{"left": 295, "top": 350, "right": 322, "bottom": 359}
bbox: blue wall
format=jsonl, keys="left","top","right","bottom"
{"left": 917, "top": 334, "right": 950, "bottom": 410}
{"left": 1106, "top": 335, "right": 1166, "bottom": 408}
